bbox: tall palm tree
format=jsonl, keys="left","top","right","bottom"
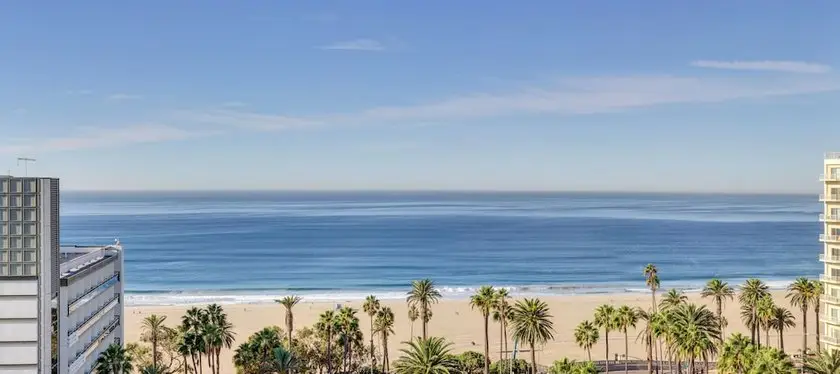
{"left": 494, "top": 288, "right": 511, "bottom": 362}
{"left": 337, "top": 306, "right": 360, "bottom": 372}
{"left": 470, "top": 285, "right": 496, "bottom": 374}
{"left": 511, "top": 298, "right": 556, "bottom": 374}
{"left": 810, "top": 280, "right": 824, "bottom": 353}
{"left": 276, "top": 296, "right": 302, "bottom": 348}
{"left": 740, "top": 278, "right": 770, "bottom": 345}
{"left": 771, "top": 305, "right": 796, "bottom": 352}
{"left": 701, "top": 278, "right": 735, "bottom": 340}
{"left": 787, "top": 277, "right": 813, "bottom": 355}
{"left": 668, "top": 303, "right": 720, "bottom": 374}
{"left": 141, "top": 314, "right": 168, "bottom": 370}
{"left": 804, "top": 349, "right": 840, "bottom": 373}
{"left": 95, "top": 343, "right": 134, "bottom": 374}
{"left": 659, "top": 289, "right": 687, "bottom": 311}
{"left": 594, "top": 304, "right": 617, "bottom": 373}
{"left": 574, "top": 320, "right": 599, "bottom": 362}
{"left": 205, "top": 304, "right": 235, "bottom": 374}
{"left": 616, "top": 306, "right": 639, "bottom": 374}
{"left": 757, "top": 296, "right": 776, "bottom": 347}
{"left": 406, "top": 279, "right": 442, "bottom": 340}
{"left": 407, "top": 304, "right": 419, "bottom": 340}
{"left": 643, "top": 264, "right": 660, "bottom": 311}
{"left": 375, "top": 306, "right": 395, "bottom": 373}
{"left": 393, "top": 337, "right": 459, "bottom": 374}
{"left": 317, "top": 310, "right": 339, "bottom": 374}
{"left": 363, "top": 295, "right": 381, "bottom": 366}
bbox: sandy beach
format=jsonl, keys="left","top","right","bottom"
{"left": 125, "top": 290, "right": 818, "bottom": 373}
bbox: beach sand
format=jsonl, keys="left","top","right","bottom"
{"left": 125, "top": 290, "right": 818, "bottom": 373}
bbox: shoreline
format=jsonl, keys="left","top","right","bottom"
{"left": 125, "top": 290, "right": 819, "bottom": 373}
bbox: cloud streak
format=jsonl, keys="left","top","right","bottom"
{"left": 691, "top": 60, "right": 832, "bottom": 74}
{"left": 184, "top": 75, "right": 840, "bottom": 131}
{"left": 318, "top": 39, "right": 385, "bottom": 51}
{"left": 0, "top": 124, "right": 210, "bottom": 154}
{"left": 107, "top": 93, "right": 144, "bottom": 101}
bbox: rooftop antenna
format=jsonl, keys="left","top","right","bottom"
{"left": 16, "top": 157, "right": 35, "bottom": 177}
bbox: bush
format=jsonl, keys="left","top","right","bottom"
{"left": 490, "top": 358, "right": 530, "bottom": 374}
{"left": 456, "top": 351, "right": 486, "bottom": 374}
{"left": 356, "top": 367, "right": 387, "bottom": 374}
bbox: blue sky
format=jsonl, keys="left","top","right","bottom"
{"left": 1, "top": 1, "right": 839, "bottom": 192}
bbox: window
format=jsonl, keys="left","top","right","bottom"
{"left": 23, "top": 180, "right": 35, "bottom": 193}
{"left": 10, "top": 264, "right": 21, "bottom": 276}
{"left": 24, "top": 264, "right": 35, "bottom": 275}
{"left": 0, "top": 210, "right": 6, "bottom": 221}
{"left": 0, "top": 224, "right": 6, "bottom": 235}
{"left": 22, "top": 223, "right": 35, "bottom": 235}
{"left": 23, "top": 251, "right": 35, "bottom": 262}
{"left": 11, "top": 251, "right": 22, "bottom": 262}
{"left": 23, "top": 195, "right": 36, "bottom": 207}
{"left": 23, "top": 237, "right": 36, "bottom": 249}
{"left": 10, "top": 237, "right": 22, "bottom": 249}
{"left": 10, "top": 223, "right": 21, "bottom": 235}
{"left": 0, "top": 196, "right": 7, "bottom": 207}
{"left": 0, "top": 180, "right": 7, "bottom": 193}
{"left": 1, "top": 238, "right": 7, "bottom": 249}
{"left": 10, "top": 180, "right": 20, "bottom": 193}
{"left": 0, "top": 264, "right": 7, "bottom": 276}
{"left": 0, "top": 251, "right": 8, "bottom": 262}
{"left": 10, "top": 209, "right": 20, "bottom": 221}
{"left": 10, "top": 196, "right": 21, "bottom": 207}
{"left": 23, "top": 209, "right": 36, "bottom": 221}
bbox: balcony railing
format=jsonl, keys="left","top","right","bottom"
{"left": 820, "top": 214, "right": 840, "bottom": 222}
{"left": 823, "top": 314, "right": 840, "bottom": 325}
{"left": 820, "top": 235, "right": 840, "bottom": 242}
{"left": 828, "top": 153, "right": 840, "bottom": 160}
{"left": 823, "top": 295, "right": 840, "bottom": 304}
{"left": 822, "top": 175, "right": 840, "bottom": 182}
{"left": 822, "top": 335, "right": 840, "bottom": 345}
{"left": 820, "top": 254, "right": 840, "bottom": 263}
{"left": 820, "top": 275, "right": 840, "bottom": 283}
{"left": 820, "top": 194, "right": 840, "bottom": 202}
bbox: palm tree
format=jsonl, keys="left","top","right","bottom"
{"left": 811, "top": 280, "right": 824, "bottom": 353}
{"left": 804, "top": 349, "right": 840, "bottom": 373}
{"left": 276, "top": 296, "right": 302, "bottom": 348}
{"left": 470, "top": 285, "right": 496, "bottom": 374}
{"left": 181, "top": 307, "right": 207, "bottom": 374}
{"left": 141, "top": 314, "right": 168, "bottom": 370}
{"left": 317, "top": 310, "right": 339, "bottom": 374}
{"left": 787, "top": 277, "right": 813, "bottom": 354}
{"left": 616, "top": 306, "right": 639, "bottom": 374}
{"left": 668, "top": 303, "right": 720, "bottom": 374}
{"left": 717, "top": 333, "right": 752, "bottom": 374}
{"left": 95, "top": 343, "right": 134, "bottom": 374}
{"left": 643, "top": 264, "right": 660, "bottom": 311}
{"left": 363, "top": 295, "right": 381, "bottom": 366}
{"left": 771, "top": 305, "right": 796, "bottom": 352}
{"left": 274, "top": 345, "right": 297, "bottom": 374}
{"left": 757, "top": 296, "right": 776, "bottom": 347}
{"left": 740, "top": 278, "right": 770, "bottom": 345}
{"left": 336, "top": 306, "right": 360, "bottom": 372}
{"left": 659, "top": 289, "right": 687, "bottom": 311}
{"left": 205, "top": 304, "right": 235, "bottom": 374}
{"left": 494, "top": 288, "right": 511, "bottom": 362}
{"left": 635, "top": 310, "right": 659, "bottom": 374}
{"left": 702, "top": 278, "right": 735, "bottom": 340}
{"left": 511, "top": 298, "right": 556, "bottom": 374}
{"left": 393, "top": 337, "right": 459, "bottom": 374}
{"left": 574, "top": 320, "right": 599, "bottom": 362}
{"left": 375, "top": 307, "right": 395, "bottom": 373}
{"left": 751, "top": 347, "right": 797, "bottom": 373}
{"left": 406, "top": 279, "right": 442, "bottom": 340}
{"left": 594, "top": 304, "right": 617, "bottom": 373}
{"left": 408, "top": 304, "right": 419, "bottom": 338}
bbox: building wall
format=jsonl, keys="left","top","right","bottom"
{"left": 823, "top": 158, "right": 840, "bottom": 351}
{"left": 0, "top": 279, "right": 39, "bottom": 373}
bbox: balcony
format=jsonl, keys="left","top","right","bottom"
{"left": 820, "top": 275, "right": 840, "bottom": 283}
{"left": 821, "top": 254, "right": 840, "bottom": 263}
{"left": 827, "top": 152, "right": 840, "bottom": 160}
{"left": 820, "top": 235, "right": 840, "bottom": 243}
{"left": 821, "top": 214, "right": 840, "bottom": 222}
{"left": 822, "top": 335, "right": 840, "bottom": 345}
{"left": 823, "top": 294, "right": 840, "bottom": 304}
{"left": 822, "top": 175, "right": 840, "bottom": 182}
{"left": 820, "top": 194, "right": 840, "bottom": 202}
{"left": 821, "top": 314, "right": 840, "bottom": 325}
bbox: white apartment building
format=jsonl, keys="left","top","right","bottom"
{"left": 821, "top": 154, "right": 840, "bottom": 351}
{"left": 0, "top": 176, "right": 124, "bottom": 374}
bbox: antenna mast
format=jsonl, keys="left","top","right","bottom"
{"left": 16, "top": 157, "right": 36, "bottom": 177}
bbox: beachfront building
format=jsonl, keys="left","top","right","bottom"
{"left": 821, "top": 154, "right": 840, "bottom": 351}
{"left": 0, "top": 176, "right": 60, "bottom": 373}
{"left": 0, "top": 175, "right": 125, "bottom": 374}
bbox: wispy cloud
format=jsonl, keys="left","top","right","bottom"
{"left": 222, "top": 101, "right": 248, "bottom": 108}
{"left": 65, "top": 89, "right": 93, "bottom": 96}
{"left": 106, "top": 93, "right": 144, "bottom": 101}
{"left": 318, "top": 39, "right": 385, "bottom": 52}
{"left": 184, "top": 75, "right": 840, "bottom": 130}
{"left": 691, "top": 60, "right": 832, "bottom": 74}
{"left": 0, "top": 124, "right": 210, "bottom": 154}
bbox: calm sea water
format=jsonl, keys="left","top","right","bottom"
{"left": 59, "top": 191, "right": 821, "bottom": 306}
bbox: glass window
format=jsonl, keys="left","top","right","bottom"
{"left": 10, "top": 237, "right": 22, "bottom": 249}
{"left": 0, "top": 264, "right": 7, "bottom": 276}
{"left": 10, "top": 196, "right": 21, "bottom": 207}
{"left": 10, "top": 223, "right": 21, "bottom": 235}
{"left": 0, "top": 210, "right": 6, "bottom": 221}
{"left": 1, "top": 238, "right": 7, "bottom": 249}
{"left": 10, "top": 209, "right": 20, "bottom": 221}
{"left": 10, "top": 181, "right": 20, "bottom": 193}
{"left": 23, "top": 209, "right": 36, "bottom": 221}
{"left": 0, "top": 180, "right": 7, "bottom": 193}
{"left": 23, "top": 251, "right": 35, "bottom": 262}
{"left": 23, "top": 180, "right": 35, "bottom": 193}
{"left": 22, "top": 223, "right": 35, "bottom": 235}
{"left": 0, "top": 251, "right": 8, "bottom": 262}
{"left": 24, "top": 237, "right": 36, "bottom": 249}
{"left": 0, "top": 196, "right": 7, "bottom": 207}
{"left": 24, "top": 264, "right": 35, "bottom": 275}
{"left": 11, "top": 251, "right": 22, "bottom": 262}
{"left": 23, "top": 195, "right": 36, "bottom": 207}
{"left": 10, "top": 264, "right": 21, "bottom": 276}
{"left": 0, "top": 224, "right": 6, "bottom": 235}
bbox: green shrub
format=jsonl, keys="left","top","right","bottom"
{"left": 490, "top": 358, "right": 530, "bottom": 374}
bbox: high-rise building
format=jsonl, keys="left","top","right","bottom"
{"left": 821, "top": 154, "right": 840, "bottom": 351}
{"left": 0, "top": 176, "right": 124, "bottom": 374}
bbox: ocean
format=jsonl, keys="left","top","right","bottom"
{"left": 59, "top": 191, "right": 822, "bottom": 306}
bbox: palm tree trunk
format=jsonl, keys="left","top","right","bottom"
{"left": 422, "top": 305, "right": 428, "bottom": 340}
{"left": 499, "top": 318, "right": 504, "bottom": 362}
{"left": 605, "top": 331, "right": 610, "bottom": 373}
{"left": 530, "top": 341, "right": 537, "bottom": 374}
{"left": 216, "top": 348, "right": 221, "bottom": 374}
{"left": 327, "top": 329, "right": 333, "bottom": 374}
{"left": 370, "top": 316, "right": 375, "bottom": 366}
{"left": 481, "top": 315, "right": 489, "bottom": 374}
{"left": 779, "top": 328, "right": 784, "bottom": 352}
{"left": 756, "top": 322, "right": 761, "bottom": 347}
{"left": 153, "top": 339, "right": 159, "bottom": 369}
{"left": 717, "top": 300, "right": 724, "bottom": 341}
{"left": 646, "top": 333, "right": 653, "bottom": 374}
{"left": 689, "top": 357, "right": 695, "bottom": 374}
{"left": 382, "top": 333, "right": 389, "bottom": 373}
{"left": 815, "top": 303, "right": 821, "bottom": 352}
{"left": 198, "top": 354, "right": 203, "bottom": 374}
{"left": 503, "top": 320, "right": 509, "bottom": 361}
{"left": 587, "top": 347, "right": 591, "bottom": 362}
{"left": 183, "top": 354, "right": 189, "bottom": 374}
{"left": 667, "top": 349, "right": 672, "bottom": 374}
{"left": 624, "top": 330, "right": 629, "bottom": 374}
{"left": 765, "top": 328, "right": 770, "bottom": 348}
{"left": 802, "top": 307, "right": 808, "bottom": 355}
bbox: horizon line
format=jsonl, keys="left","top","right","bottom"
{"left": 60, "top": 188, "right": 817, "bottom": 196}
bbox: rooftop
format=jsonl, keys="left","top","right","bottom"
{"left": 60, "top": 244, "right": 122, "bottom": 279}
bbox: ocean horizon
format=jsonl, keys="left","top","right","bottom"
{"left": 59, "top": 191, "right": 822, "bottom": 306}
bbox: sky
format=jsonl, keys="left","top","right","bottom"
{"left": 1, "top": 1, "right": 839, "bottom": 193}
